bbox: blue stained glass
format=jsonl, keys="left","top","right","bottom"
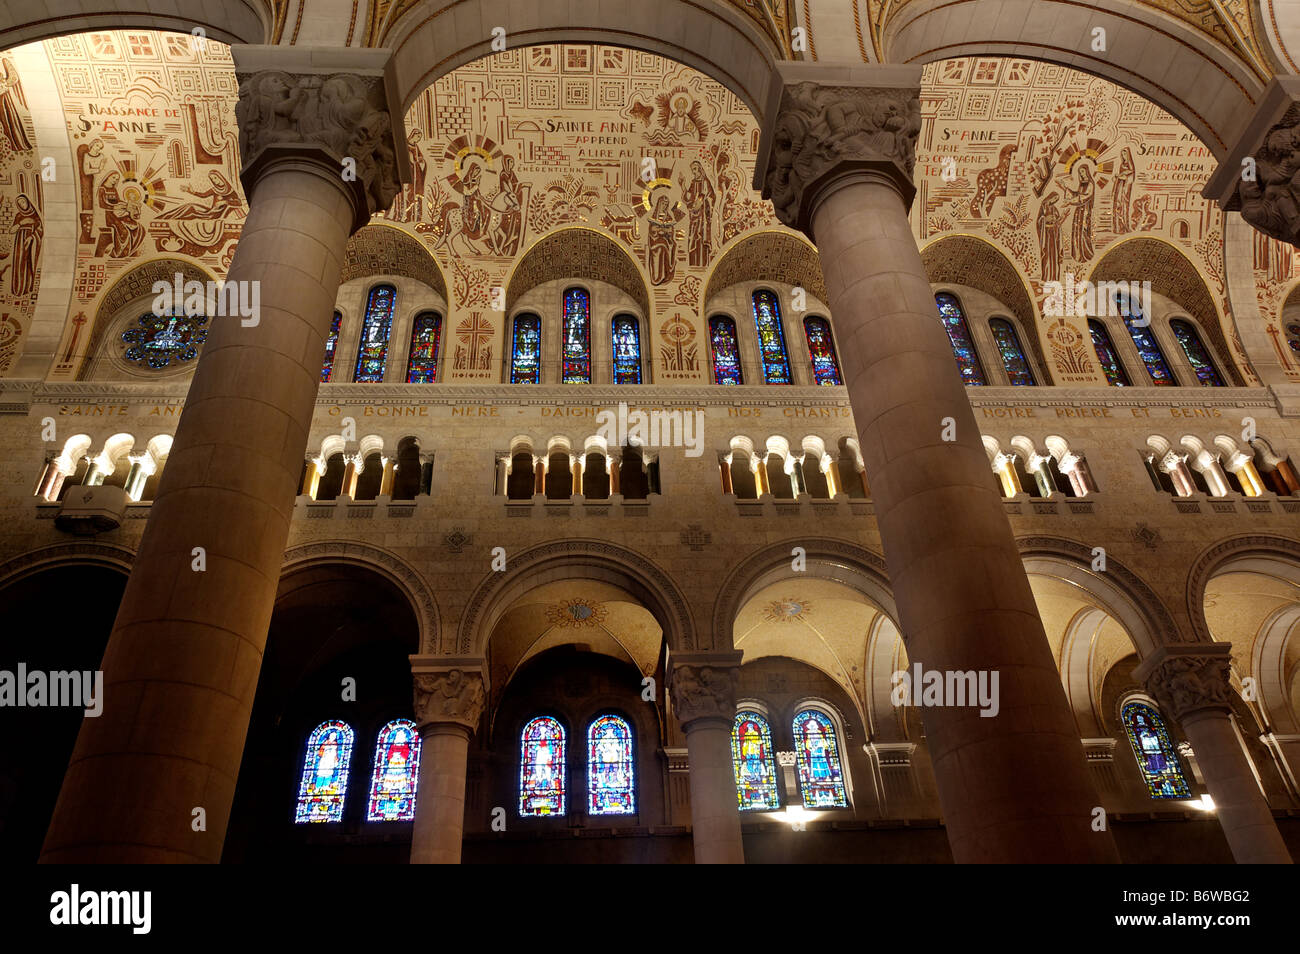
{"left": 935, "top": 293, "right": 987, "bottom": 385}
{"left": 709, "top": 315, "right": 743, "bottom": 385}
{"left": 752, "top": 290, "right": 792, "bottom": 384}
{"left": 732, "top": 711, "right": 780, "bottom": 811}
{"left": 562, "top": 287, "right": 591, "bottom": 384}
{"left": 321, "top": 310, "right": 342, "bottom": 382}
{"left": 1170, "top": 319, "right": 1225, "bottom": 387}
{"left": 1121, "top": 701, "right": 1192, "bottom": 799}
{"left": 989, "top": 317, "right": 1036, "bottom": 386}
{"left": 366, "top": 718, "right": 421, "bottom": 822}
{"left": 1088, "top": 319, "right": 1130, "bottom": 386}
{"left": 354, "top": 284, "right": 395, "bottom": 382}
{"left": 804, "top": 316, "right": 842, "bottom": 386}
{"left": 1118, "top": 294, "right": 1174, "bottom": 386}
{"left": 519, "top": 716, "right": 565, "bottom": 816}
{"left": 611, "top": 314, "right": 642, "bottom": 384}
{"left": 405, "top": 311, "right": 442, "bottom": 383}
{"left": 295, "top": 720, "right": 355, "bottom": 823}
{"left": 122, "top": 310, "right": 208, "bottom": 369}
{"left": 793, "top": 710, "right": 848, "bottom": 808}
{"left": 510, "top": 313, "right": 542, "bottom": 384}
{"left": 587, "top": 714, "right": 635, "bottom": 815}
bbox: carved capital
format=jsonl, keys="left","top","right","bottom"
{"left": 756, "top": 63, "right": 921, "bottom": 237}
{"left": 233, "top": 46, "right": 408, "bottom": 233}
{"left": 1132, "top": 645, "right": 1234, "bottom": 723}
{"left": 410, "top": 655, "right": 487, "bottom": 732}
{"left": 669, "top": 651, "right": 742, "bottom": 726}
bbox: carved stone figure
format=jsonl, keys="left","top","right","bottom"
{"left": 1239, "top": 104, "right": 1300, "bottom": 247}
{"left": 1144, "top": 654, "right": 1230, "bottom": 721}
{"left": 670, "top": 662, "right": 737, "bottom": 724}
{"left": 413, "top": 668, "right": 486, "bottom": 729}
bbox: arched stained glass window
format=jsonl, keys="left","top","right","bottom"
{"left": 405, "top": 311, "right": 442, "bottom": 383}
{"left": 510, "top": 313, "right": 542, "bottom": 384}
{"left": 709, "top": 315, "right": 743, "bottom": 385}
{"left": 1088, "top": 319, "right": 1130, "bottom": 386}
{"left": 752, "top": 290, "right": 792, "bottom": 384}
{"left": 294, "top": 720, "right": 355, "bottom": 823}
{"left": 989, "top": 317, "right": 1036, "bottom": 386}
{"left": 321, "top": 310, "right": 342, "bottom": 382}
{"left": 804, "top": 316, "right": 842, "bottom": 386}
{"left": 354, "top": 284, "right": 395, "bottom": 382}
{"left": 792, "top": 709, "right": 848, "bottom": 808}
{"left": 562, "top": 287, "right": 591, "bottom": 383}
{"left": 1121, "top": 700, "right": 1192, "bottom": 799}
{"left": 611, "top": 314, "right": 643, "bottom": 384}
{"left": 935, "top": 292, "right": 986, "bottom": 385}
{"left": 1117, "top": 293, "right": 1175, "bottom": 386}
{"left": 366, "top": 718, "right": 421, "bottom": 821}
{"left": 587, "top": 714, "right": 635, "bottom": 815}
{"left": 122, "top": 310, "right": 208, "bottom": 369}
{"left": 732, "top": 711, "right": 780, "bottom": 811}
{"left": 519, "top": 716, "right": 565, "bottom": 816}
{"left": 1170, "top": 319, "right": 1225, "bottom": 387}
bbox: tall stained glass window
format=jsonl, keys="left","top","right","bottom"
{"left": 519, "top": 716, "right": 565, "bottom": 816}
{"left": 1121, "top": 700, "right": 1192, "bottom": 799}
{"left": 295, "top": 720, "right": 355, "bottom": 823}
{"left": 562, "top": 287, "right": 591, "bottom": 383}
{"left": 587, "top": 714, "right": 635, "bottom": 815}
{"left": 1170, "top": 319, "right": 1225, "bottom": 387}
{"left": 354, "top": 284, "right": 395, "bottom": 382}
{"left": 709, "top": 315, "right": 743, "bottom": 385}
{"left": 321, "top": 310, "right": 342, "bottom": 382}
{"left": 510, "top": 313, "right": 542, "bottom": 384}
{"left": 1117, "top": 293, "right": 1175, "bottom": 386}
{"left": 804, "top": 317, "right": 842, "bottom": 386}
{"left": 1088, "top": 319, "right": 1130, "bottom": 386}
{"left": 732, "top": 711, "right": 780, "bottom": 811}
{"left": 752, "top": 290, "right": 792, "bottom": 384}
{"left": 611, "top": 314, "right": 643, "bottom": 384}
{"left": 405, "top": 311, "right": 442, "bottom": 383}
{"left": 792, "top": 710, "right": 848, "bottom": 808}
{"left": 935, "top": 292, "right": 987, "bottom": 385}
{"left": 989, "top": 317, "right": 1036, "bottom": 386}
{"left": 366, "top": 719, "right": 421, "bottom": 822}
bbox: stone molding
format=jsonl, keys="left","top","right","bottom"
{"left": 0, "top": 541, "right": 135, "bottom": 588}
{"left": 409, "top": 655, "right": 487, "bottom": 732}
{"left": 1132, "top": 644, "right": 1234, "bottom": 722}
{"left": 1184, "top": 534, "right": 1300, "bottom": 643}
{"left": 865, "top": 741, "right": 916, "bottom": 766}
{"left": 669, "top": 651, "right": 742, "bottom": 726}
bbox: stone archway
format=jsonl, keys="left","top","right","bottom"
{"left": 0, "top": 0, "right": 271, "bottom": 50}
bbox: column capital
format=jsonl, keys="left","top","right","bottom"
{"left": 1132, "top": 644, "right": 1235, "bottom": 723}
{"left": 668, "top": 650, "right": 742, "bottom": 727}
{"left": 865, "top": 740, "right": 916, "bottom": 765}
{"left": 754, "top": 62, "right": 922, "bottom": 238}
{"left": 409, "top": 655, "right": 487, "bottom": 734}
{"left": 233, "top": 45, "right": 410, "bottom": 234}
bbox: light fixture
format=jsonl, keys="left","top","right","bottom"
{"left": 1196, "top": 793, "right": 1215, "bottom": 812}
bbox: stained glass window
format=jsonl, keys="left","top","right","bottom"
{"left": 1088, "top": 319, "right": 1130, "bottom": 386}
{"left": 122, "top": 310, "right": 208, "bottom": 369}
{"left": 519, "top": 716, "right": 565, "bottom": 816}
{"left": 611, "top": 314, "right": 643, "bottom": 384}
{"left": 510, "top": 313, "right": 542, "bottom": 384}
{"left": 732, "top": 711, "right": 780, "bottom": 811}
{"left": 365, "top": 718, "right": 421, "bottom": 822}
{"left": 354, "top": 284, "right": 395, "bottom": 382}
{"left": 752, "top": 290, "right": 792, "bottom": 384}
{"left": 321, "top": 310, "right": 342, "bottom": 382}
{"left": 792, "top": 710, "right": 848, "bottom": 808}
{"left": 562, "top": 287, "right": 591, "bottom": 384}
{"left": 405, "top": 311, "right": 442, "bottom": 383}
{"left": 1170, "top": 319, "right": 1225, "bottom": 387}
{"left": 709, "top": 315, "right": 743, "bottom": 385}
{"left": 1117, "top": 294, "right": 1175, "bottom": 386}
{"left": 587, "top": 714, "right": 635, "bottom": 815}
{"left": 989, "top": 317, "right": 1036, "bottom": 386}
{"left": 804, "top": 317, "right": 842, "bottom": 386}
{"left": 935, "top": 293, "right": 987, "bottom": 385}
{"left": 294, "top": 720, "right": 355, "bottom": 823}
{"left": 1286, "top": 321, "right": 1300, "bottom": 354}
{"left": 1121, "top": 700, "right": 1192, "bottom": 799}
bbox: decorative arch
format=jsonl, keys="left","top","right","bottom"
{"left": 702, "top": 229, "right": 826, "bottom": 306}
{"left": 341, "top": 223, "right": 448, "bottom": 302}
{"left": 0, "top": 0, "right": 271, "bottom": 49}
{"left": 0, "top": 542, "right": 135, "bottom": 590}
{"left": 504, "top": 226, "right": 651, "bottom": 319}
{"left": 1185, "top": 534, "right": 1300, "bottom": 644}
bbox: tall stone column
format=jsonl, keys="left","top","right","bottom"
{"left": 669, "top": 651, "right": 744, "bottom": 864}
{"left": 1135, "top": 646, "right": 1292, "bottom": 863}
{"left": 40, "top": 47, "right": 407, "bottom": 863}
{"left": 757, "top": 63, "right": 1116, "bottom": 863}
{"left": 409, "top": 657, "right": 487, "bottom": 864}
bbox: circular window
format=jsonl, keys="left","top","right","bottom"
{"left": 121, "top": 311, "right": 208, "bottom": 369}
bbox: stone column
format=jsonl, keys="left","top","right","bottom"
{"left": 409, "top": 657, "right": 487, "bottom": 865}
{"left": 757, "top": 63, "right": 1116, "bottom": 863}
{"left": 40, "top": 46, "right": 406, "bottom": 863}
{"left": 669, "top": 651, "right": 744, "bottom": 864}
{"left": 1135, "top": 645, "right": 1292, "bottom": 863}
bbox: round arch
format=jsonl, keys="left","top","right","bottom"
{"left": 0, "top": 541, "right": 134, "bottom": 589}
{"left": 0, "top": 1, "right": 271, "bottom": 50}
{"left": 342, "top": 223, "right": 449, "bottom": 302}
{"left": 504, "top": 226, "right": 652, "bottom": 319}
{"left": 702, "top": 228, "right": 827, "bottom": 306}
{"left": 1186, "top": 534, "right": 1300, "bottom": 645}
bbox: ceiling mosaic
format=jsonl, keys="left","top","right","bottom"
{"left": 0, "top": 53, "right": 41, "bottom": 374}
